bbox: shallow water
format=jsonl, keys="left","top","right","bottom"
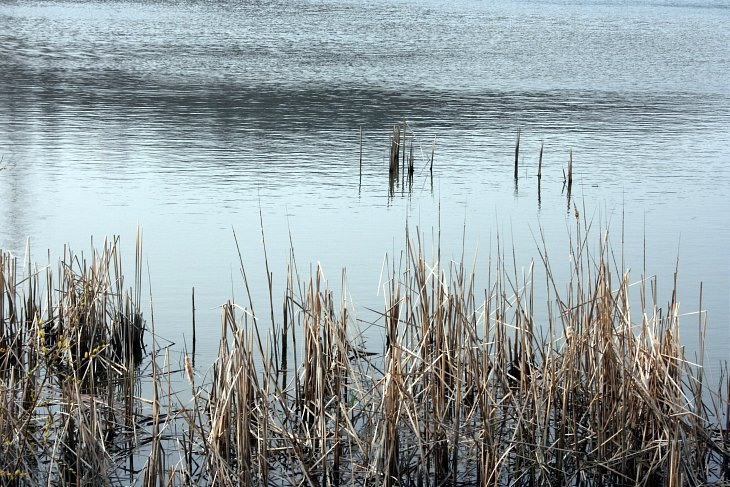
{"left": 1, "top": 0, "right": 728, "bottom": 371}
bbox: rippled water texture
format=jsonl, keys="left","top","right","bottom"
{"left": 1, "top": 0, "right": 728, "bottom": 368}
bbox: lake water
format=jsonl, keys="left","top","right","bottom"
{"left": 1, "top": 0, "right": 728, "bottom": 373}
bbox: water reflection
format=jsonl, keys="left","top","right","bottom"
{"left": 0, "top": 0, "right": 728, "bottom": 372}
{"left": 0, "top": 156, "right": 31, "bottom": 254}
{"left": 2, "top": 63, "right": 728, "bottom": 183}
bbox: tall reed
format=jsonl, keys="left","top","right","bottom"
{"left": 0, "top": 236, "right": 145, "bottom": 484}
{"left": 2, "top": 222, "right": 728, "bottom": 485}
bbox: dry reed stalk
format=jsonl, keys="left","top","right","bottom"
{"left": 514, "top": 128, "right": 521, "bottom": 179}
{"left": 2, "top": 221, "right": 729, "bottom": 485}
{"left": 359, "top": 125, "right": 363, "bottom": 176}
{"left": 191, "top": 287, "right": 196, "bottom": 361}
{"left": 568, "top": 148, "right": 573, "bottom": 191}
{"left": 389, "top": 124, "right": 401, "bottom": 178}
{"left": 401, "top": 119, "right": 407, "bottom": 171}
{"left": 430, "top": 136, "right": 435, "bottom": 173}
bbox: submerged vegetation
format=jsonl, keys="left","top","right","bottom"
{"left": 1, "top": 220, "right": 728, "bottom": 485}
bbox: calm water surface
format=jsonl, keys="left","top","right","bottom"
{"left": 1, "top": 0, "right": 728, "bottom": 371}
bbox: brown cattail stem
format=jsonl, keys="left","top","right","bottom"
{"left": 514, "top": 128, "right": 521, "bottom": 179}
{"left": 430, "top": 136, "right": 435, "bottom": 172}
{"left": 359, "top": 125, "right": 362, "bottom": 176}
{"left": 567, "top": 148, "right": 573, "bottom": 191}
{"left": 192, "top": 287, "right": 196, "bottom": 360}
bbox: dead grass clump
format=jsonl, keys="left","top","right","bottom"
{"left": 2, "top": 222, "right": 728, "bottom": 485}
{"left": 0, "top": 236, "right": 145, "bottom": 484}
{"left": 172, "top": 221, "right": 728, "bottom": 485}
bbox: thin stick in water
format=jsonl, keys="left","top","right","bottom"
{"left": 514, "top": 127, "right": 521, "bottom": 179}
{"left": 192, "top": 287, "right": 196, "bottom": 361}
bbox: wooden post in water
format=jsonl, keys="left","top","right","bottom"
{"left": 537, "top": 141, "right": 543, "bottom": 179}
{"left": 514, "top": 128, "right": 521, "bottom": 179}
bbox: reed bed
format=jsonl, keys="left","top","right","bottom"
{"left": 2, "top": 222, "right": 728, "bottom": 485}
{"left": 0, "top": 236, "right": 145, "bottom": 484}
{"left": 388, "top": 120, "right": 416, "bottom": 197}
